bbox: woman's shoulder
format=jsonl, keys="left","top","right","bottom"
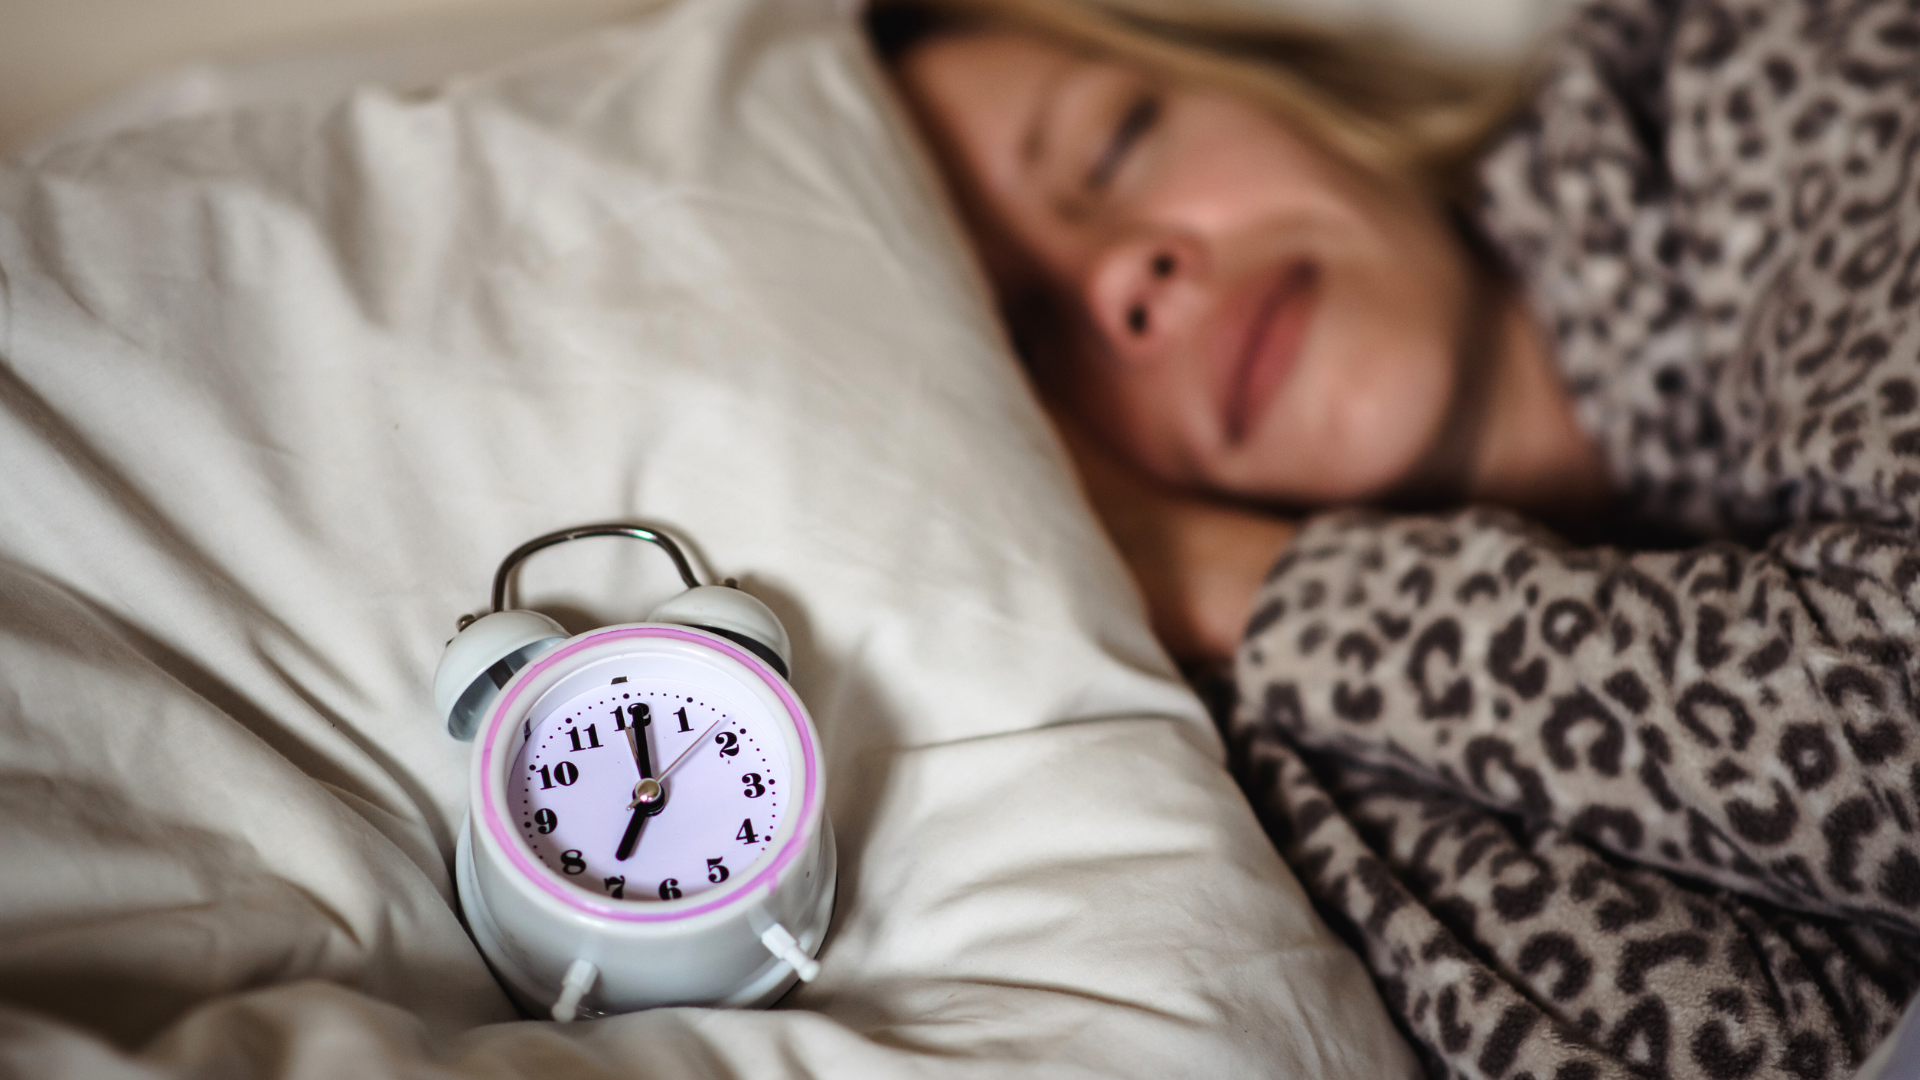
{"left": 1479, "top": 0, "right": 1920, "bottom": 538}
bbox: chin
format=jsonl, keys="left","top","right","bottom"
{"left": 1238, "top": 365, "right": 1456, "bottom": 506}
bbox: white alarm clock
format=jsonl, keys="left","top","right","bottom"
{"left": 435, "top": 524, "right": 835, "bottom": 1021}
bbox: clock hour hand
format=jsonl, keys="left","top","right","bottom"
{"left": 616, "top": 776, "right": 665, "bottom": 861}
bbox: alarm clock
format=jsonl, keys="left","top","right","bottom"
{"left": 435, "top": 524, "right": 835, "bottom": 1021}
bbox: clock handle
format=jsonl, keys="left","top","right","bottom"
{"left": 437, "top": 523, "right": 793, "bottom": 742}
{"left": 484, "top": 520, "right": 793, "bottom": 676}
{"left": 489, "top": 523, "right": 701, "bottom": 612}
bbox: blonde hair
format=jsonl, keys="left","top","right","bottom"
{"left": 866, "top": 0, "right": 1533, "bottom": 208}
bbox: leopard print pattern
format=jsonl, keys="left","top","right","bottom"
{"left": 1235, "top": 512, "right": 1920, "bottom": 1079}
{"left": 1479, "top": 0, "right": 1920, "bottom": 538}
{"left": 1227, "top": 729, "right": 1918, "bottom": 1080}
{"left": 1230, "top": 0, "right": 1920, "bottom": 1077}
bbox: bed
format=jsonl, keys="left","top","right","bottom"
{"left": 0, "top": 0, "right": 1540, "bottom": 1074}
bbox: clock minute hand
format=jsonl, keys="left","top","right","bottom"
{"left": 656, "top": 713, "right": 730, "bottom": 783}
{"left": 616, "top": 715, "right": 664, "bottom": 862}
{"left": 626, "top": 721, "right": 653, "bottom": 779}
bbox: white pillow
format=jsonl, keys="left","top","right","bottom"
{"left": 0, "top": 0, "right": 1419, "bottom": 1075}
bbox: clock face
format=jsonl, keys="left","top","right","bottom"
{"left": 506, "top": 669, "right": 791, "bottom": 903}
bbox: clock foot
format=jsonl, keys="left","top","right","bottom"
{"left": 551, "top": 958, "right": 599, "bottom": 1022}
{"left": 758, "top": 923, "right": 820, "bottom": 982}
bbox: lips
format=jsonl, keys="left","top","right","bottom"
{"left": 1222, "top": 262, "right": 1319, "bottom": 446}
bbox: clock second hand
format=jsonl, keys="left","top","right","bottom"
{"left": 656, "top": 713, "right": 730, "bottom": 783}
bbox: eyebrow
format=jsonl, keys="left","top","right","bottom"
{"left": 1019, "top": 59, "right": 1075, "bottom": 168}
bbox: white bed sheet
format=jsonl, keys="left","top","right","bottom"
{"left": 0, "top": 0, "right": 1420, "bottom": 1075}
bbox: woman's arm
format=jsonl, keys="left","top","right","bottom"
{"left": 1060, "top": 419, "right": 1295, "bottom": 664}
{"left": 1068, "top": 408, "right": 1920, "bottom": 932}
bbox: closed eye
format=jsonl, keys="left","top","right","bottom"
{"left": 1085, "top": 93, "right": 1160, "bottom": 192}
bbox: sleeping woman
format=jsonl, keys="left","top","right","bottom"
{"left": 866, "top": 0, "right": 1920, "bottom": 1076}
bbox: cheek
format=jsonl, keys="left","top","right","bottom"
{"left": 1068, "top": 366, "right": 1203, "bottom": 482}
{"left": 1042, "top": 334, "right": 1213, "bottom": 485}
{"left": 1227, "top": 264, "right": 1468, "bottom": 502}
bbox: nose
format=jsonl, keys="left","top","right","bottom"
{"left": 1083, "top": 231, "right": 1206, "bottom": 364}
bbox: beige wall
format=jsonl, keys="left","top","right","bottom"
{"left": 0, "top": 0, "right": 655, "bottom": 153}
{"left": 0, "top": 0, "right": 1559, "bottom": 156}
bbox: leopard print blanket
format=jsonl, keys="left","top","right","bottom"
{"left": 1228, "top": 0, "right": 1920, "bottom": 1077}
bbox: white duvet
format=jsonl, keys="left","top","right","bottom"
{"left": 0, "top": 0, "right": 1419, "bottom": 1075}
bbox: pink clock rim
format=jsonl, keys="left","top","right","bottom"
{"left": 477, "top": 624, "right": 820, "bottom": 923}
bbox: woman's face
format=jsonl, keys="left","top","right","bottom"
{"left": 897, "top": 30, "right": 1480, "bottom": 504}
